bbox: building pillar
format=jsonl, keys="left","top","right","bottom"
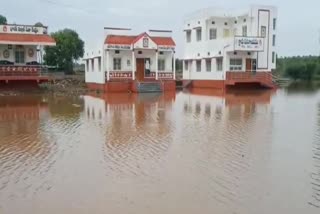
{"left": 106, "top": 50, "right": 110, "bottom": 81}
{"left": 212, "top": 58, "right": 217, "bottom": 72}
{"left": 173, "top": 51, "right": 176, "bottom": 80}
{"left": 201, "top": 59, "right": 206, "bottom": 72}
{"left": 155, "top": 50, "right": 159, "bottom": 80}
{"left": 132, "top": 50, "right": 135, "bottom": 80}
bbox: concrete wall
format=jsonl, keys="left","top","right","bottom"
{"left": 0, "top": 45, "right": 37, "bottom": 63}
{"left": 85, "top": 56, "right": 105, "bottom": 84}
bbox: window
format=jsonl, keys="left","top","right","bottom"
{"left": 158, "top": 59, "right": 165, "bottom": 71}
{"left": 272, "top": 35, "right": 276, "bottom": 46}
{"left": 224, "top": 22, "right": 228, "bottom": 26}
{"left": 273, "top": 18, "right": 277, "bottom": 30}
{"left": 206, "top": 59, "right": 211, "bottom": 72}
{"left": 15, "top": 48, "right": 25, "bottom": 64}
{"left": 212, "top": 21, "right": 215, "bottom": 25}
{"left": 196, "top": 29, "right": 202, "bottom": 41}
{"left": 98, "top": 57, "right": 101, "bottom": 71}
{"left": 261, "top": 26, "right": 267, "bottom": 37}
{"left": 223, "top": 29, "right": 230, "bottom": 38}
{"left": 86, "top": 60, "right": 89, "bottom": 72}
{"left": 184, "top": 61, "right": 189, "bottom": 71}
{"left": 196, "top": 60, "right": 201, "bottom": 72}
{"left": 217, "top": 58, "right": 223, "bottom": 71}
{"left": 159, "top": 51, "right": 164, "bottom": 55}
{"left": 272, "top": 52, "right": 276, "bottom": 63}
{"left": 209, "top": 28, "right": 217, "bottom": 40}
{"left": 242, "top": 26, "right": 247, "bottom": 36}
{"left": 229, "top": 58, "right": 242, "bottom": 71}
{"left": 115, "top": 50, "right": 120, "bottom": 54}
{"left": 113, "top": 58, "right": 121, "bottom": 70}
{"left": 127, "top": 59, "right": 131, "bottom": 66}
{"left": 186, "top": 31, "right": 191, "bottom": 43}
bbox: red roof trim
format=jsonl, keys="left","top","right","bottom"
{"left": 105, "top": 33, "right": 175, "bottom": 47}
{"left": 0, "top": 33, "right": 56, "bottom": 45}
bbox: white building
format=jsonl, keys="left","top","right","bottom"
{"left": 183, "top": 5, "right": 277, "bottom": 89}
{"left": 84, "top": 28, "right": 176, "bottom": 93}
{"left": 0, "top": 24, "right": 56, "bottom": 84}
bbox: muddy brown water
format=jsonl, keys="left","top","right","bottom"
{"left": 0, "top": 86, "right": 319, "bottom": 214}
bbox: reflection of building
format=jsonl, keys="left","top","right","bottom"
{"left": 83, "top": 93, "right": 176, "bottom": 175}
{"left": 179, "top": 89, "right": 274, "bottom": 209}
{"left": 182, "top": 5, "right": 277, "bottom": 89}
{"left": 0, "top": 24, "right": 55, "bottom": 85}
{"left": 84, "top": 28, "right": 176, "bottom": 93}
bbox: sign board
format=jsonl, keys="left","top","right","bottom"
{"left": 234, "top": 36, "right": 264, "bottom": 51}
{"left": 143, "top": 37, "right": 149, "bottom": 48}
{"left": 0, "top": 24, "right": 48, "bottom": 35}
{"left": 158, "top": 46, "right": 175, "bottom": 51}
{"left": 106, "top": 44, "right": 131, "bottom": 50}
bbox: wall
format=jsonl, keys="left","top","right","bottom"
{"left": 106, "top": 49, "right": 174, "bottom": 72}
{"left": 85, "top": 56, "right": 105, "bottom": 84}
{"left": 0, "top": 45, "right": 37, "bottom": 63}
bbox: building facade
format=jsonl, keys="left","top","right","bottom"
{"left": 0, "top": 24, "right": 56, "bottom": 84}
{"left": 183, "top": 5, "right": 277, "bottom": 89}
{"left": 85, "top": 29, "right": 176, "bottom": 93}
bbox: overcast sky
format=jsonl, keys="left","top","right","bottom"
{"left": 2, "top": 0, "right": 320, "bottom": 57}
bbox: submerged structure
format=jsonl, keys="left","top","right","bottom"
{"left": 182, "top": 5, "right": 277, "bottom": 89}
{"left": 0, "top": 23, "right": 56, "bottom": 85}
{"left": 84, "top": 28, "right": 176, "bottom": 93}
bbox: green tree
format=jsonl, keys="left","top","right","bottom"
{"left": 44, "top": 29, "right": 84, "bottom": 74}
{"left": 0, "top": 14, "right": 7, "bottom": 24}
{"left": 286, "top": 64, "right": 305, "bottom": 80}
{"left": 34, "top": 22, "right": 44, "bottom": 27}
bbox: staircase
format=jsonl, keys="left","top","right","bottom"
{"left": 135, "top": 82, "right": 162, "bottom": 93}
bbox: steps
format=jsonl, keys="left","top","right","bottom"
{"left": 136, "top": 82, "right": 162, "bottom": 93}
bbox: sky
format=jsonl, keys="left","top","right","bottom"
{"left": 1, "top": 0, "right": 320, "bottom": 58}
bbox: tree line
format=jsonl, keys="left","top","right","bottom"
{"left": 277, "top": 56, "right": 320, "bottom": 81}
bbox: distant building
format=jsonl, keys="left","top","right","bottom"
{"left": 0, "top": 24, "right": 56, "bottom": 84}
{"left": 84, "top": 28, "right": 176, "bottom": 93}
{"left": 183, "top": 5, "right": 277, "bottom": 89}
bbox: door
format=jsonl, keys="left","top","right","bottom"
{"left": 246, "top": 58, "right": 252, "bottom": 72}
{"left": 136, "top": 59, "right": 145, "bottom": 81}
{"left": 144, "top": 58, "right": 151, "bottom": 77}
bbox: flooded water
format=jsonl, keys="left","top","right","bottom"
{"left": 0, "top": 86, "right": 319, "bottom": 214}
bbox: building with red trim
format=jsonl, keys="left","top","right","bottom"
{"left": 0, "top": 24, "right": 56, "bottom": 84}
{"left": 182, "top": 5, "right": 277, "bottom": 89}
{"left": 84, "top": 28, "right": 176, "bottom": 93}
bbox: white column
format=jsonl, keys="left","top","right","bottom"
{"left": 212, "top": 58, "right": 217, "bottom": 72}
{"left": 132, "top": 50, "right": 135, "bottom": 80}
{"left": 106, "top": 50, "right": 110, "bottom": 81}
{"left": 201, "top": 59, "right": 205, "bottom": 72}
{"left": 173, "top": 51, "right": 176, "bottom": 80}
{"left": 155, "top": 50, "right": 159, "bottom": 80}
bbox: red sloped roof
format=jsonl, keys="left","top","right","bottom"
{"left": 0, "top": 33, "right": 56, "bottom": 45}
{"left": 104, "top": 35, "right": 136, "bottom": 45}
{"left": 151, "top": 37, "right": 176, "bottom": 46}
{"left": 105, "top": 33, "right": 175, "bottom": 46}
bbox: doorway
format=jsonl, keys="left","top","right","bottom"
{"left": 246, "top": 58, "right": 257, "bottom": 74}
{"left": 136, "top": 58, "right": 151, "bottom": 81}
{"left": 136, "top": 59, "right": 145, "bottom": 81}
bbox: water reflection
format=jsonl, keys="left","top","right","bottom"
{"left": 309, "top": 103, "right": 320, "bottom": 208}
{"left": 0, "top": 88, "right": 319, "bottom": 214}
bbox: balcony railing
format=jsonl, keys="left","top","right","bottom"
{"left": 226, "top": 71, "right": 273, "bottom": 83}
{"left": 0, "top": 65, "right": 49, "bottom": 77}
